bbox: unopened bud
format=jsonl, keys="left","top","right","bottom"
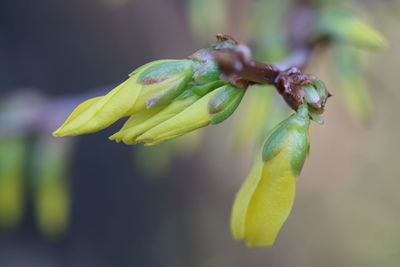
{"left": 231, "top": 104, "right": 310, "bottom": 247}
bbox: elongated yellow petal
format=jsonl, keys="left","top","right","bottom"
{"left": 53, "top": 77, "right": 141, "bottom": 137}
{"left": 231, "top": 157, "right": 264, "bottom": 240}
{"left": 244, "top": 150, "right": 295, "bottom": 247}
{"left": 136, "top": 89, "right": 218, "bottom": 144}
{"left": 109, "top": 107, "right": 163, "bottom": 143}
{"left": 53, "top": 59, "right": 195, "bottom": 138}
{"left": 119, "top": 95, "right": 200, "bottom": 145}
{"left": 231, "top": 149, "right": 296, "bottom": 247}
{"left": 142, "top": 133, "right": 188, "bottom": 146}
{"left": 59, "top": 97, "right": 103, "bottom": 124}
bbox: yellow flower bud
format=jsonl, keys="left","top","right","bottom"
{"left": 231, "top": 153, "right": 296, "bottom": 247}
{"left": 109, "top": 93, "right": 201, "bottom": 145}
{"left": 231, "top": 104, "right": 310, "bottom": 247}
{"left": 135, "top": 91, "right": 216, "bottom": 146}
{"left": 136, "top": 85, "right": 244, "bottom": 146}
{"left": 52, "top": 80, "right": 135, "bottom": 137}
{"left": 53, "top": 60, "right": 195, "bottom": 137}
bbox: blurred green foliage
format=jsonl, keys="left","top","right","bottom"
{"left": 31, "top": 138, "right": 71, "bottom": 238}
{"left": 188, "top": 0, "right": 228, "bottom": 42}
{"left": 0, "top": 139, "right": 26, "bottom": 230}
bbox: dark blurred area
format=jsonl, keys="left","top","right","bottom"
{"left": 0, "top": 1, "right": 198, "bottom": 266}
{"left": 1, "top": 0, "right": 400, "bottom": 266}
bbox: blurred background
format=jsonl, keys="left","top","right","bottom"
{"left": 1, "top": 0, "right": 400, "bottom": 266}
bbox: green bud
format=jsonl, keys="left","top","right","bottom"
{"left": 262, "top": 104, "right": 310, "bottom": 176}
{"left": 301, "top": 79, "right": 330, "bottom": 125}
{"left": 311, "top": 79, "right": 329, "bottom": 108}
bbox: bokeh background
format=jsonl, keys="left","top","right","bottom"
{"left": 1, "top": 0, "right": 400, "bottom": 266}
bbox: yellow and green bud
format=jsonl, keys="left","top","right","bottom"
{"left": 136, "top": 84, "right": 245, "bottom": 146}
{"left": 231, "top": 104, "right": 310, "bottom": 247}
{"left": 53, "top": 35, "right": 242, "bottom": 141}
{"left": 109, "top": 79, "right": 227, "bottom": 145}
{"left": 53, "top": 59, "right": 196, "bottom": 137}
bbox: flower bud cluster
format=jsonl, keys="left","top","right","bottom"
{"left": 53, "top": 38, "right": 245, "bottom": 145}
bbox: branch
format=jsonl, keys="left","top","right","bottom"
{"left": 214, "top": 33, "right": 319, "bottom": 111}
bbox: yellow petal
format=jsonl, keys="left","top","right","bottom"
{"left": 230, "top": 157, "right": 264, "bottom": 240}
{"left": 120, "top": 95, "right": 199, "bottom": 145}
{"left": 59, "top": 97, "right": 103, "bottom": 125}
{"left": 244, "top": 150, "right": 296, "bottom": 247}
{"left": 136, "top": 88, "right": 219, "bottom": 144}
{"left": 53, "top": 77, "right": 141, "bottom": 137}
{"left": 231, "top": 136, "right": 299, "bottom": 247}
{"left": 109, "top": 107, "right": 163, "bottom": 143}
{"left": 142, "top": 133, "right": 186, "bottom": 146}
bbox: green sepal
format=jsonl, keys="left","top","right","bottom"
{"left": 175, "top": 88, "right": 197, "bottom": 100}
{"left": 129, "top": 59, "right": 178, "bottom": 77}
{"left": 190, "top": 39, "right": 237, "bottom": 62}
{"left": 192, "top": 60, "right": 221, "bottom": 85}
{"left": 146, "top": 74, "right": 193, "bottom": 108}
{"left": 137, "top": 60, "right": 195, "bottom": 84}
{"left": 136, "top": 60, "right": 197, "bottom": 108}
{"left": 289, "top": 129, "right": 310, "bottom": 177}
{"left": 188, "top": 80, "right": 227, "bottom": 97}
{"left": 262, "top": 104, "right": 310, "bottom": 176}
{"left": 208, "top": 85, "right": 245, "bottom": 125}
